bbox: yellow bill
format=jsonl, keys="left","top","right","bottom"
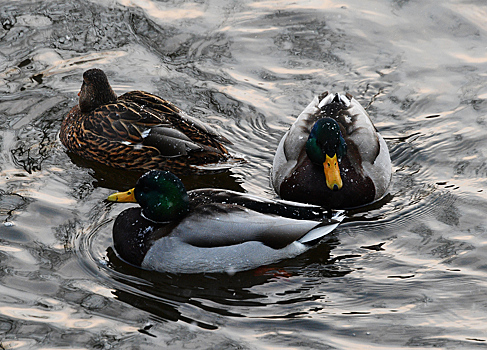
{"left": 323, "top": 154, "right": 343, "bottom": 191}
{"left": 107, "top": 188, "right": 137, "bottom": 202}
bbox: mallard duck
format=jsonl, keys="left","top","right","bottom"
{"left": 60, "top": 68, "right": 242, "bottom": 174}
{"left": 107, "top": 170, "right": 344, "bottom": 274}
{"left": 272, "top": 92, "right": 392, "bottom": 209}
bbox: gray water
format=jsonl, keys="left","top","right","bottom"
{"left": 1, "top": 0, "right": 487, "bottom": 348}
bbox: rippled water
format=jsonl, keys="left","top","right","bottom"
{"left": 1, "top": 0, "right": 487, "bottom": 348}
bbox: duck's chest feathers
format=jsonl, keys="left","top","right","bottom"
{"left": 281, "top": 153, "right": 375, "bottom": 209}
{"left": 112, "top": 207, "right": 178, "bottom": 266}
{"left": 59, "top": 105, "right": 88, "bottom": 152}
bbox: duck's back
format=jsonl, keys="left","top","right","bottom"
{"left": 120, "top": 91, "right": 230, "bottom": 152}
{"left": 61, "top": 91, "right": 238, "bottom": 174}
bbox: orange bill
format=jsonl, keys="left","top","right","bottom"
{"left": 323, "top": 154, "right": 343, "bottom": 191}
{"left": 107, "top": 188, "right": 137, "bottom": 202}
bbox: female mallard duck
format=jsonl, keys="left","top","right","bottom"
{"left": 60, "top": 68, "right": 241, "bottom": 174}
{"left": 107, "top": 170, "right": 344, "bottom": 274}
{"left": 272, "top": 92, "right": 392, "bottom": 209}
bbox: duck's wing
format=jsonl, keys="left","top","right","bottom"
{"left": 189, "top": 188, "right": 341, "bottom": 220}
{"left": 83, "top": 101, "right": 162, "bottom": 143}
{"left": 174, "top": 203, "right": 343, "bottom": 250}
{"left": 271, "top": 94, "right": 323, "bottom": 192}
{"left": 121, "top": 91, "right": 231, "bottom": 148}
{"left": 322, "top": 93, "right": 381, "bottom": 166}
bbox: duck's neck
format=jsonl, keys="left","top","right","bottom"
{"left": 79, "top": 85, "right": 117, "bottom": 113}
{"left": 306, "top": 118, "right": 346, "bottom": 164}
{"left": 130, "top": 171, "right": 191, "bottom": 222}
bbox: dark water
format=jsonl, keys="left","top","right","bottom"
{"left": 1, "top": 0, "right": 487, "bottom": 348}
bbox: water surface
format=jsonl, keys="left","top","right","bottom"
{"left": 1, "top": 0, "right": 487, "bottom": 348}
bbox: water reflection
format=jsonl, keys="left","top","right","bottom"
{"left": 67, "top": 152, "right": 245, "bottom": 192}
{"left": 0, "top": 190, "right": 28, "bottom": 224}
{"left": 103, "top": 239, "right": 351, "bottom": 328}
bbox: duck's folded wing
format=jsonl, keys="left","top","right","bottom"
{"left": 84, "top": 102, "right": 167, "bottom": 143}
{"left": 271, "top": 95, "right": 322, "bottom": 191}
{"left": 189, "top": 189, "right": 340, "bottom": 221}
{"left": 122, "top": 91, "right": 232, "bottom": 146}
{"left": 298, "top": 210, "right": 344, "bottom": 244}
{"left": 335, "top": 95, "right": 381, "bottom": 165}
{"left": 175, "top": 205, "right": 341, "bottom": 249}
{"left": 141, "top": 127, "right": 219, "bottom": 156}
{"left": 85, "top": 101, "right": 225, "bottom": 157}
{"left": 283, "top": 95, "right": 322, "bottom": 161}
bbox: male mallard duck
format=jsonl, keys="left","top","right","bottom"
{"left": 107, "top": 170, "right": 344, "bottom": 274}
{"left": 60, "top": 68, "right": 241, "bottom": 174}
{"left": 272, "top": 92, "right": 392, "bottom": 209}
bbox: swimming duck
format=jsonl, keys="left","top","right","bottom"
{"left": 60, "top": 68, "right": 241, "bottom": 174}
{"left": 107, "top": 170, "right": 344, "bottom": 274}
{"left": 271, "top": 92, "right": 392, "bottom": 209}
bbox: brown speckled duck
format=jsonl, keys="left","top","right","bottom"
{"left": 60, "top": 68, "right": 242, "bottom": 174}
{"left": 271, "top": 92, "right": 392, "bottom": 209}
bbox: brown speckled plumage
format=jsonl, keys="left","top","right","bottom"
{"left": 60, "top": 69, "right": 241, "bottom": 174}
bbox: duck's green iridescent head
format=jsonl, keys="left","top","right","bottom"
{"left": 107, "top": 170, "right": 190, "bottom": 222}
{"left": 306, "top": 118, "right": 347, "bottom": 191}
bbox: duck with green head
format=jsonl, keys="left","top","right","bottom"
{"left": 107, "top": 170, "right": 344, "bottom": 274}
{"left": 272, "top": 92, "right": 392, "bottom": 209}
